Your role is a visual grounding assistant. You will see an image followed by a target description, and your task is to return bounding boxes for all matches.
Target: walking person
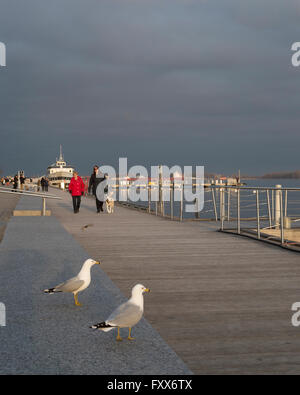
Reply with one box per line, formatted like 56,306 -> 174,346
88,165 -> 106,213
13,174 -> 18,190
41,177 -> 45,192
69,171 -> 85,213
44,178 -> 49,192
20,174 -> 25,190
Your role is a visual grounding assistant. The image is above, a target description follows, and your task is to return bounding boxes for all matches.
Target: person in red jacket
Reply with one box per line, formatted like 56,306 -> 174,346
68,171 -> 85,213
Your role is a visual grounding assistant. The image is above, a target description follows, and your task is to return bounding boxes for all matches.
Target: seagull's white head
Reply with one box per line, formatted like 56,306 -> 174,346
132,284 -> 150,296
83,258 -> 101,267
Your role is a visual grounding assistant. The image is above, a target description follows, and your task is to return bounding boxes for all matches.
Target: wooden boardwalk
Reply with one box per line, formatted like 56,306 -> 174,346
48,189 -> 300,375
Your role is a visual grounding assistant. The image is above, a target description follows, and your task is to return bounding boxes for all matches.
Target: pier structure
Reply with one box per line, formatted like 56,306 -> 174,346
1,186 -> 300,374
47,187 -> 300,374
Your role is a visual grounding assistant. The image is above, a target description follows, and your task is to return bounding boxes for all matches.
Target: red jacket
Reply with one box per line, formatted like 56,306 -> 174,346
69,176 -> 85,196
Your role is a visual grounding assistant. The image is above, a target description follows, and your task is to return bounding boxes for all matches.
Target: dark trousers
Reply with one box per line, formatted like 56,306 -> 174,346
96,198 -> 104,212
72,195 -> 81,212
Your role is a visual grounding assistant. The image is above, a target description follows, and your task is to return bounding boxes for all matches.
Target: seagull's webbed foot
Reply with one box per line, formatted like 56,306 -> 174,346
116,327 -> 122,341
74,294 -> 82,307
128,327 -> 135,340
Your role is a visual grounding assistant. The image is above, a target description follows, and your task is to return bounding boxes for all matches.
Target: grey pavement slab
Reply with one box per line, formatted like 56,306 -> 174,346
0,196 -> 192,375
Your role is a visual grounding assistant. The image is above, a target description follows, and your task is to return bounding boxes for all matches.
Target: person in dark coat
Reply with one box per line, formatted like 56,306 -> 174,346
41,177 -> 45,192
13,174 -> 18,190
20,174 -> 25,190
44,178 -> 49,192
88,165 -> 106,213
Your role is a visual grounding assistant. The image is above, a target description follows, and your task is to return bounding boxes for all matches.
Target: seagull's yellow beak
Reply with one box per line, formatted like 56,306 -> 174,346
144,288 -> 150,293
95,261 -> 101,265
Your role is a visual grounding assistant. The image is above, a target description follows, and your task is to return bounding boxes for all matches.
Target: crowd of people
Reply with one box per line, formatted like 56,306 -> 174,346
1,165 -> 108,215
1,174 -> 49,192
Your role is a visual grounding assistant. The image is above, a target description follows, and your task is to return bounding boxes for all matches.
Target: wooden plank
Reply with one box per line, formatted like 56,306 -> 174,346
48,188 -> 300,375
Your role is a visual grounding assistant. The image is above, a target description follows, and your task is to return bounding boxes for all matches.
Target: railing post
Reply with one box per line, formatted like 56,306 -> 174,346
285,190 -> 288,218
237,188 -> 241,235
256,190 -> 260,239
280,189 -> 285,245
148,185 -> 151,213
159,165 -> 163,215
170,181 -> 174,220
271,190 -> 274,221
227,189 -> 231,222
180,185 -> 183,222
275,185 -> 282,229
266,190 -> 272,229
220,188 -> 224,231
211,188 -> 218,222
42,198 -> 46,216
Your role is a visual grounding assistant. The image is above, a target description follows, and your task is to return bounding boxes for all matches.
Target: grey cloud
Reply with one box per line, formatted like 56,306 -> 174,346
0,0 -> 300,176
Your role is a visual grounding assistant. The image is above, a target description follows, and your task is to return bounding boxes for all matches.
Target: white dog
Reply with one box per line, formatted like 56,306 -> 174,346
105,192 -> 115,214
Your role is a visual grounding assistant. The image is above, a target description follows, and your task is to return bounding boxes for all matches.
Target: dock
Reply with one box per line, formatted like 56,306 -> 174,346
1,187 -> 300,374
47,188 -> 300,375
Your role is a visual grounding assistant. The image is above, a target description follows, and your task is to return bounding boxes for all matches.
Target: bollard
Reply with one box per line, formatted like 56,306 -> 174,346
284,216 -> 291,230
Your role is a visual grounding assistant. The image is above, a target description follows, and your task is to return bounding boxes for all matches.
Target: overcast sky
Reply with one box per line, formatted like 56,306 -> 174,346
0,0 -> 300,176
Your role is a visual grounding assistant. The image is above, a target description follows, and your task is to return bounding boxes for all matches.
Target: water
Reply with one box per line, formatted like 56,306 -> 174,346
121,179 -> 300,221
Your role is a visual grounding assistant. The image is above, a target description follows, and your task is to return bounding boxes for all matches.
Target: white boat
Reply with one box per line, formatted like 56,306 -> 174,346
47,146 -> 74,189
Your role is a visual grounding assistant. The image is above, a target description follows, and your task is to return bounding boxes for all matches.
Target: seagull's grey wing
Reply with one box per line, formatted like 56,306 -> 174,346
107,302 -> 143,328
55,277 -> 85,293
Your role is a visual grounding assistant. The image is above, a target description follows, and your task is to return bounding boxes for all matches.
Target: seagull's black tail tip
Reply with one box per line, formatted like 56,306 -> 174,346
44,288 -> 55,294
90,322 -> 111,330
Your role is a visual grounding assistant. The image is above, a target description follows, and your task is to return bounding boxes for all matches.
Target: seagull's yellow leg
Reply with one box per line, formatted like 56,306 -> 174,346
74,294 -> 82,306
116,327 -> 122,341
128,327 -> 135,340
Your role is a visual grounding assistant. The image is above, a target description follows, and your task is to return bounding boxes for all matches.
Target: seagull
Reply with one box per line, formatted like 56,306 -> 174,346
44,258 -> 101,306
81,223 -> 94,231
90,284 -> 150,341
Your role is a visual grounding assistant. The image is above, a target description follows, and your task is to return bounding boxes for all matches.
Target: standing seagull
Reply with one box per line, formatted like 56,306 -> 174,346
44,259 -> 101,306
90,284 -> 150,341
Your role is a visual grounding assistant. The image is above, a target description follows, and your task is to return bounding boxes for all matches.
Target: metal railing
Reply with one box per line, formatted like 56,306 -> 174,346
211,185 -> 300,249
107,181 -> 203,221
0,186 -> 62,216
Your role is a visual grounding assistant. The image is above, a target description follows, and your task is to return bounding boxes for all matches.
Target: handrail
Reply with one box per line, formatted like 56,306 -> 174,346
0,186 -> 61,200
0,186 -> 61,216
210,185 -> 300,191
207,184 -> 300,250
